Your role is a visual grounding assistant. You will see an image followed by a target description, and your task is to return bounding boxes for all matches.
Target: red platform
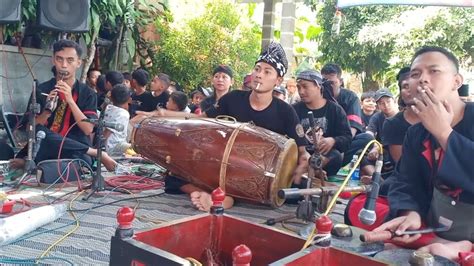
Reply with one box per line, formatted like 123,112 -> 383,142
112,213 -> 306,265
111,213 -> 390,265
271,245 -> 389,265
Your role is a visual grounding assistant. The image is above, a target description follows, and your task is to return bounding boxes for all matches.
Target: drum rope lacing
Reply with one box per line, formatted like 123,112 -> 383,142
219,123 -> 249,192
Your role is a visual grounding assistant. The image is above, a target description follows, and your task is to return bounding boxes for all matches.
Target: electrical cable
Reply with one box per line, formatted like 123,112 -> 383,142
105,175 -> 164,191
0,256 -> 74,265
68,193 -> 163,212
38,191 -> 84,261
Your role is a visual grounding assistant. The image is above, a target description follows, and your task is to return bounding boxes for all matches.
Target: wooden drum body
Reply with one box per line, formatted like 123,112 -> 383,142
131,117 -> 297,207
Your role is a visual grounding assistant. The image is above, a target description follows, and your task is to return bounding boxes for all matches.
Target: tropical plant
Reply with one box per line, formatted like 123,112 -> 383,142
307,1 -> 473,91
152,0 -> 261,91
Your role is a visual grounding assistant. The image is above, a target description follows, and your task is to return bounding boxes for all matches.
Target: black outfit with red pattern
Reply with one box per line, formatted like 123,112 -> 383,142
387,102 -> 474,241
17,78 -> 97,165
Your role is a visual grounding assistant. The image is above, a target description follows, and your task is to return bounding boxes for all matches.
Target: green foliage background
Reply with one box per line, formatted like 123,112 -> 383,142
311,0 -> 473,92
152,0 -> 261,91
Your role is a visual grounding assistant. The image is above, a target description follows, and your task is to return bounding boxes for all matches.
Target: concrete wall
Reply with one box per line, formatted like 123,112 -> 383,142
0,45 -> 54,114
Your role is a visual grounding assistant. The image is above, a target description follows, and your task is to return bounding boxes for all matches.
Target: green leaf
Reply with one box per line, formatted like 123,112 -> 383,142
306,25 -> 322,40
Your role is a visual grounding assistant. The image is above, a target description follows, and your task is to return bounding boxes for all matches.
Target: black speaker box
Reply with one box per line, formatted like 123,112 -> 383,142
0,0 -> 21,24
37,0 -> 90,33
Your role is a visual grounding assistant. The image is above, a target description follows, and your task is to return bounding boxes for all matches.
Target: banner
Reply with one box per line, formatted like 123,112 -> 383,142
337,0 -> 474,8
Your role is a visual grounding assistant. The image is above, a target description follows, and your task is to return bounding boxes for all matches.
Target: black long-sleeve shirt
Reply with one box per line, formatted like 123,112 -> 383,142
292,101 -> 352,153
388,102 -> 474,220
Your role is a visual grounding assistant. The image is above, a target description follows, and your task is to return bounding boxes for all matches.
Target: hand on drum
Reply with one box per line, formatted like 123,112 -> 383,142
292,148 -> 310,185
373,211 -> 422,244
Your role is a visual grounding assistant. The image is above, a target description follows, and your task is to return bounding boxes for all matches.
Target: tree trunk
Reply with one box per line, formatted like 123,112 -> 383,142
80,30 -> 99,83
113,22 -> 125,71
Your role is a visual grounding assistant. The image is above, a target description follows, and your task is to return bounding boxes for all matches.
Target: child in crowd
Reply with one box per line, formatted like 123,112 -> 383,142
166,91 -> 190,112
360,91 -> 377,130
103,84 -> 131,156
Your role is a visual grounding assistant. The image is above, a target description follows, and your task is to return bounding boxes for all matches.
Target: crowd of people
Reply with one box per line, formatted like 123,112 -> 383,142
3,39 -> 472,262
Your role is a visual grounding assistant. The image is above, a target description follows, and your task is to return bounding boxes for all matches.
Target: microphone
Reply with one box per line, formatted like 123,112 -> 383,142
32,130 -> 46,160
358,154 -> 383,225
82,118 -> 125,132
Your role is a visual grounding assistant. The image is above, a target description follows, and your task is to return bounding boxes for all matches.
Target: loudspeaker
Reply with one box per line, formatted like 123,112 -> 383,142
37,0 -> 90,33
0,0 -> 21,24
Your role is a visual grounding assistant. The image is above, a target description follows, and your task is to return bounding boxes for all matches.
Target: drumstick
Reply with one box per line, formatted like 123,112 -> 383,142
360,227 -> 450,243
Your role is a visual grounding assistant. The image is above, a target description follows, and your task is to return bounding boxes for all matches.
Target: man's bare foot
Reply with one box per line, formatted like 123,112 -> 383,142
190,191 -> 212,212
101,153 -> 117,172
418,240 -> 472,261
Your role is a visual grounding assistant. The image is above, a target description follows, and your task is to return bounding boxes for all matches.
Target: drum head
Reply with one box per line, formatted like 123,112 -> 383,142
271,139 -> 297,207
374,249 -> 459,266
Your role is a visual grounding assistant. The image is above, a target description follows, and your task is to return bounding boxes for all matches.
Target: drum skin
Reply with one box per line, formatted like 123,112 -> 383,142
132,117 -> 298,207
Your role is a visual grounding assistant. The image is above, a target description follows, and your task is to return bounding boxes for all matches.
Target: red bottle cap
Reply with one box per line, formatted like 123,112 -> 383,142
211,187 -> 226,206
117,206 -> 135,229
316,215 -> 333,234
232,244 -> 252,265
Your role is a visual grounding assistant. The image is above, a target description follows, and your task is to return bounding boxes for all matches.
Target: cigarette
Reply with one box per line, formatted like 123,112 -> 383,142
41,93 -> 49,97
255,83 -> 261,91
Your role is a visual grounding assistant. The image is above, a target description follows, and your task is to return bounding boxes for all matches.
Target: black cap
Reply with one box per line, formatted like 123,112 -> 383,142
374,89 -> 393,102
213,65 -> 233,79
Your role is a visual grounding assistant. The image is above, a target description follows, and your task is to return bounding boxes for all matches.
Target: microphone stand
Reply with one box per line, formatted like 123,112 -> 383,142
13,80 -> 40,187
83,107 -> 128,200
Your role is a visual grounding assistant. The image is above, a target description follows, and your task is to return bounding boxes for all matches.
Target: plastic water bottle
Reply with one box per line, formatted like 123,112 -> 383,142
349,155 -> 360,187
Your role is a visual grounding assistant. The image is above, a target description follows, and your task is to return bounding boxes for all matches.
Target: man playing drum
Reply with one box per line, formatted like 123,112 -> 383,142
372,46 -> 473,261
137,42 -> 309,211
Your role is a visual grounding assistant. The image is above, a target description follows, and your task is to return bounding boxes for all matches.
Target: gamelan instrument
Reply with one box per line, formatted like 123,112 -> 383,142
131,116 -> 298,207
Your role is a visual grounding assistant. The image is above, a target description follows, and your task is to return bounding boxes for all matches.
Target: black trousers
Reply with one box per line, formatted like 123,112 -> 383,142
17,125 -> 92,166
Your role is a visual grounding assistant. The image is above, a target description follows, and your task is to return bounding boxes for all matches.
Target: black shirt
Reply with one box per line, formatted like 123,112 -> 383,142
200,95 -> 217,113
383,111 -> 412,146
361,110 -> 376,131
388,102 -> 474,220
205,90 -> 307,146
151,91 -> 170,110
367,112 -> 386,142
131,91 -> 160,114
336,88 -> 363,133
292,101 -> 351,152
39,78 -> 97,146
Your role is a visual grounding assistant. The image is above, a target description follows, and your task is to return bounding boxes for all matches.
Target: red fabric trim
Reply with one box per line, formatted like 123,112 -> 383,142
59,91 -> 79,137
421,139 -> 432,168
347,114 -> 362,125
83,110 -> 98,117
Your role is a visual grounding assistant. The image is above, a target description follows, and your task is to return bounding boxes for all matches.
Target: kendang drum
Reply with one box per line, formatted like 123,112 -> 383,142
131,116 -> 298,207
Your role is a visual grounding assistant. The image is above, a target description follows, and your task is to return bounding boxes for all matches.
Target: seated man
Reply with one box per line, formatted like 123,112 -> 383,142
373,46 -> 473,261
321,63 -> 373,167
11,40 -> 116,173
361,89 -> 399,179
292,70 -> 352,177
382,67 -> 420,164
138,42 -> 309,211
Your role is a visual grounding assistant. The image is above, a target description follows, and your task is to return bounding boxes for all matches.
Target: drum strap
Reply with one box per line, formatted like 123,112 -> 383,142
219,124 -> 247,191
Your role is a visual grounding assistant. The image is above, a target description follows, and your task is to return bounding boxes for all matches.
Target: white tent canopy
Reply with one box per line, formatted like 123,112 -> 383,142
337,0 -> 474,8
